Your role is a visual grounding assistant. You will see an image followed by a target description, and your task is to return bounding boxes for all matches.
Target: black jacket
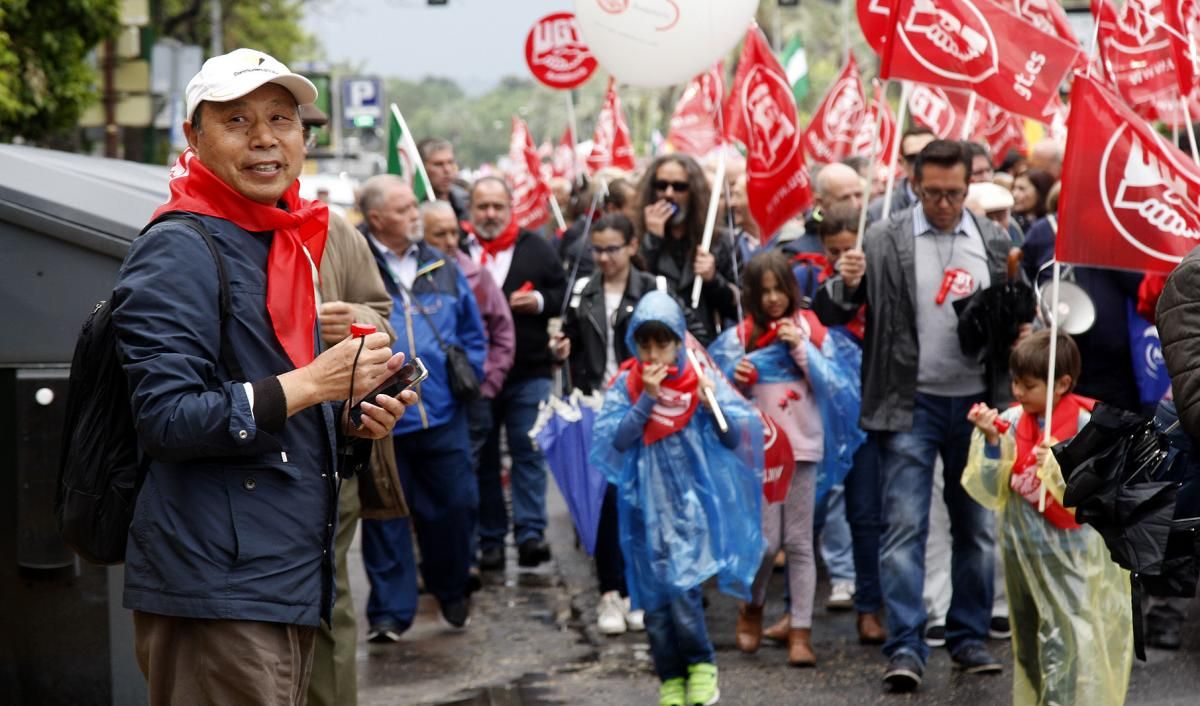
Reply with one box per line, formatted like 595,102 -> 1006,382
640,229 -> 739,341
564,268 -> 710,394
481,230 -> 567,383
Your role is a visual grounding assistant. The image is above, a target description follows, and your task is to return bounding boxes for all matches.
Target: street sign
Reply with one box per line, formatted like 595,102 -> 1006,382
341,77 -> 382,129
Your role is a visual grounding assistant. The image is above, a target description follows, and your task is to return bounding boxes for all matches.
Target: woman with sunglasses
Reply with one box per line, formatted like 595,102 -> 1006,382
638,154 -> 739,342
558,213 -> 709,637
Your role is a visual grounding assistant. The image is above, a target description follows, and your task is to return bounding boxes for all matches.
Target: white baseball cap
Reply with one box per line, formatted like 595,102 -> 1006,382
967,181 -> 1015,213
185,48 -> 317,122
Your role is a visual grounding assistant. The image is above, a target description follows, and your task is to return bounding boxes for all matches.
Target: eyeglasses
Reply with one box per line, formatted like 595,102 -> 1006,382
918,187 -> 967,204
591,244 -> 626,257
653,179 -> 689,193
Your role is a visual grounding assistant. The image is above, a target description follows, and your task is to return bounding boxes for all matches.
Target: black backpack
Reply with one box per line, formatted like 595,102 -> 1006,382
56,213 -> 243,564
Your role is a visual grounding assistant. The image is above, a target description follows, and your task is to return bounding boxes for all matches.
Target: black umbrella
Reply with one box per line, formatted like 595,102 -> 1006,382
1055,402 -> 1200,659
954,248 -> 1037,366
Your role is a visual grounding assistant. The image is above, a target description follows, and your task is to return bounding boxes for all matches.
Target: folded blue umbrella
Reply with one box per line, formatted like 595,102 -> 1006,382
532,394 -> 608,555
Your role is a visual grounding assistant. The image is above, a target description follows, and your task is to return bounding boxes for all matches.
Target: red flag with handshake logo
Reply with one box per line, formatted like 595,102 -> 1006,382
507,117 -> 552,231
665,63 -> 725,158
725,27 -> 813,243
880,0 -> 1080,121
801,53 -> 866,164
1057,75 -> 1200,274
587,78 -> 636,174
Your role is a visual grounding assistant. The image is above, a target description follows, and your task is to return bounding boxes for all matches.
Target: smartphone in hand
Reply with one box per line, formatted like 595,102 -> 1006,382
349,357 -> 428,427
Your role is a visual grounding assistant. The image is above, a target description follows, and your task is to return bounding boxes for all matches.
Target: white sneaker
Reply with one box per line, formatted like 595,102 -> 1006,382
622,596 -> 645,632
597,591 -> 627,635
827,580 -> 855,611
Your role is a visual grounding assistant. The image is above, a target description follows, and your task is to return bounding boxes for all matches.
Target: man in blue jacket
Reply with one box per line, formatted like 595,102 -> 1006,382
357,175 -> 488,639
112,49 -> 413,704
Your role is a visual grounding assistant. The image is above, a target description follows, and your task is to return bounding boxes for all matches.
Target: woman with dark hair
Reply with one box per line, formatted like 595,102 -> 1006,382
1011,169 -> 1054,233
638,154 -> 739,341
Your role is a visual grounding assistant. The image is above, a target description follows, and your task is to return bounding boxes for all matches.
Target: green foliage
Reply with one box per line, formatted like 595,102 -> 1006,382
157,0 -> 319,64
0,0 -> 120,142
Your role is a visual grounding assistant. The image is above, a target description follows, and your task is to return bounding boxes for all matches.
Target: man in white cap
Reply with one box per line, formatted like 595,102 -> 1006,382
111,48 -> 415,704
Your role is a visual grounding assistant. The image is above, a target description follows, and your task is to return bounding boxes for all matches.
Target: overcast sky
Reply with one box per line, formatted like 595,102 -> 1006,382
304,0 -> 575,93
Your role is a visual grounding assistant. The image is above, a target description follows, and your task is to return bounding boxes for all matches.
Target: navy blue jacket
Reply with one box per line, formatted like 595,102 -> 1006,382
112,214 -> 348,627
365,235 -> 486,434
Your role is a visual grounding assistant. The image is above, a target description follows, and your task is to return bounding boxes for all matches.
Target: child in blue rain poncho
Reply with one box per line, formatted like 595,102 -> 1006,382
590,291 -> 763,706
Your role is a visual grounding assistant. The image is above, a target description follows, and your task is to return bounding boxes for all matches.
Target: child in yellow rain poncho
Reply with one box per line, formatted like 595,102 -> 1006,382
963,331 -> 1132,706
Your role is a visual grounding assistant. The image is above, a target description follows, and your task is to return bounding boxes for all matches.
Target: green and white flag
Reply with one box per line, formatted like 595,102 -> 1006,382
388,104 -> 433,202
780,36 -> 809,104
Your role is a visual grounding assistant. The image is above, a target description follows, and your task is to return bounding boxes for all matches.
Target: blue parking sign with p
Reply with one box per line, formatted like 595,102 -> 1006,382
342,77 -> 382,129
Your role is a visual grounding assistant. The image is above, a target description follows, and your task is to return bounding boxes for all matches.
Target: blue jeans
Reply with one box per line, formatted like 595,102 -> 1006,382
477,376 -> 552,548
877,392 -> 995,663
816,485 -> 856,583
644,587 -> 715,681
844,435 -> 884,614
361,411 -> 476,627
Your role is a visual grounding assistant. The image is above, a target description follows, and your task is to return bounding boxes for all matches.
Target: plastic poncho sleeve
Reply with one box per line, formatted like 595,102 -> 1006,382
805,331 -> 867,503
962,424 -> 1016,512
1035,451 -> 1069,509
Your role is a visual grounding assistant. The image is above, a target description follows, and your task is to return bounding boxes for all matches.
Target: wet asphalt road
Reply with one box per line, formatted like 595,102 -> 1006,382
351,488 -> 1200,706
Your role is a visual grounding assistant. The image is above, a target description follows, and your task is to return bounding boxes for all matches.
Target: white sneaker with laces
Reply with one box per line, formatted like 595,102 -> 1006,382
597,591 -> 627,635
622,596 -> 645,632
827,580 -> 855,611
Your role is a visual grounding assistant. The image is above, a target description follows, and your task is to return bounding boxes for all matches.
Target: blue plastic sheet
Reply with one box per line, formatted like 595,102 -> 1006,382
589,292 -> 764,612
533,394 -> 607,555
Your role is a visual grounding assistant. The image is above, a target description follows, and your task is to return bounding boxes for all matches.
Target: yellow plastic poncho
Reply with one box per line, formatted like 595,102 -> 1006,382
962,402 -> 1133,706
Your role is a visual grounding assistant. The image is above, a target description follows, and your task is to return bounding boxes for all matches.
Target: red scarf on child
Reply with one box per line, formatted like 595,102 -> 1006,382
154,149 -> 329,368
462,220 -> 520,264
618,358 -> 700,444
1010,393 -> 1095,530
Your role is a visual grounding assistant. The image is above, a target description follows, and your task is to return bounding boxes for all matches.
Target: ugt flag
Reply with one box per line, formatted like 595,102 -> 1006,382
507,116 -> 552,231
551,126 -> 576,181
880,0 -> 1080,121
852,79 -> 897,164
388,104 -> 432,201
587,78 -> 636,174
1057,74 -> 1200,274
907,84 -> 979,139
801,53 -> 866,164
666,63 -> 725,158
725,26 -> 813,243
1095,0 -> 1181,122
1166,0 -> 1200,96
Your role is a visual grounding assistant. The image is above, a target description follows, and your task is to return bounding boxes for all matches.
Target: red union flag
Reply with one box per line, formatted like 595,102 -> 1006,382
977,100 -> 1027,164
587,78 -> 636,173
1096,0 -> 1180,119
852,80 -> 897,163
802,54 -> 866,164
858,0 -> 892,53
1006,0 -> 1078,46
725,27 -> 812,243
908,84 -> 979,139
881,0 -> 1081,121
507,117 -> 551,231
666,63 -> 725,157
524,12 -> 598,90
551,126 -> 576,180
1057,75 -> 1200,274
1165,0 -> 1200,95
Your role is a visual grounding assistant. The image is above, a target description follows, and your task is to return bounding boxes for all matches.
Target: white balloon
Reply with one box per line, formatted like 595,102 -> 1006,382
574,0 -> 758,88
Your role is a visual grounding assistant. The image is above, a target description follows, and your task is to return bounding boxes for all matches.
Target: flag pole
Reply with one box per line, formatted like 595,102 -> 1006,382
855,81 -> 888,249
565,91 -> 581,186
1039,260 -> 1062,513
692,145 -> 727,308
880,81 -> 912,220
390,104 -> 436,203
547,192 -> 567,231
961,92 -> 977,140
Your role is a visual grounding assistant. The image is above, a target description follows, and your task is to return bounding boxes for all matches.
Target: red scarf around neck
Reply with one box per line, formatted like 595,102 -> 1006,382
619,358 -> 699,445
1011,393 -> 1095,530
736,311 -> 827,352
154,149 -> 329,368
462,220 -> 520,264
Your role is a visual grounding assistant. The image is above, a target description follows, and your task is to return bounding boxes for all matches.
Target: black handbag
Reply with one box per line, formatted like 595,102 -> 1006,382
400,281 -> 481,401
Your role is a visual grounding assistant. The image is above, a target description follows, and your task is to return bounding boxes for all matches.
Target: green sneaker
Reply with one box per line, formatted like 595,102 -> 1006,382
658,677 -> 686,706
686,663 -> 719,705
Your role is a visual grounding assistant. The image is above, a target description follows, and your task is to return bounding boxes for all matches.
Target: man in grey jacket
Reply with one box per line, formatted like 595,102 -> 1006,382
814,140 -> 1013,692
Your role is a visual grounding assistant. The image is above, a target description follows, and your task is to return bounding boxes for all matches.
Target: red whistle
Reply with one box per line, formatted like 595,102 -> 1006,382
350,323 -> 377,338
994,419 -> 1011,433
935,270 -> 956,305
517,281 -> 535,294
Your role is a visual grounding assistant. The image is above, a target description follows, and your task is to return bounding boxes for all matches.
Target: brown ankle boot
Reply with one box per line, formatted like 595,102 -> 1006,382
762,613 -> 790,643
736,603 -> 764,653
788,628 -> 816,667
857,612 -> 887,645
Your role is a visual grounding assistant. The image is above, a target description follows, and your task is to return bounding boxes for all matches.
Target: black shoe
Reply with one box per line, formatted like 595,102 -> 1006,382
466,567 -> 482,595
924,623 -> 946,648
883,652 -> 924,693
989,616 -> 1012,640
1146,612 -> 1183,650
367,621 -> 408,644
479,545 -> 505,571
517,538 -> 551,567
951,642 -> 1003,674
440,598 -> 470,629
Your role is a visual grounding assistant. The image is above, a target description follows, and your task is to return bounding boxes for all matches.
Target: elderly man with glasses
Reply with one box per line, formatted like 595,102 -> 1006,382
814,139 -> 1019,693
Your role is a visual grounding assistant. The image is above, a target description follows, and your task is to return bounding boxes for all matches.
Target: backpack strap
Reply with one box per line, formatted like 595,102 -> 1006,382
141,212 -> 246,382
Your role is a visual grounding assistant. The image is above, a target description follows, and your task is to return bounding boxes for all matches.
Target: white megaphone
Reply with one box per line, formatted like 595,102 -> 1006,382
1035,260 -> 1096,335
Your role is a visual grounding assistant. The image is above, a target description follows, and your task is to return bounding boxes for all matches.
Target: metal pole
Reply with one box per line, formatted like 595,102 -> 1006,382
961,92 -> 977,140
1039,261 -> 1062,513
210,0 -> 223,55
855,82 -> 888,249
880,81 -> 912,220
103,38 -> 119,158
691,147 -> 727,308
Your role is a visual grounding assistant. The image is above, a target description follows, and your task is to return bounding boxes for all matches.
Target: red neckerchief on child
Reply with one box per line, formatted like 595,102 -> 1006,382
462,220 -> 520,264
154,148 -> 329,367
736,311 -> 828,352
1010,393 -> 1095,530
622,359 -> 699,445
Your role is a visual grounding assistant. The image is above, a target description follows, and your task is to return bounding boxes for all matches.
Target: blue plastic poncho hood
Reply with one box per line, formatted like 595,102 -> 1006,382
624,290 -> 689,373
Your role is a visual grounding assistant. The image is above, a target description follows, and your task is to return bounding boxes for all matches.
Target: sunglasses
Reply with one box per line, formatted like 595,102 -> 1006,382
653,179 -> 689,193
